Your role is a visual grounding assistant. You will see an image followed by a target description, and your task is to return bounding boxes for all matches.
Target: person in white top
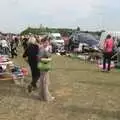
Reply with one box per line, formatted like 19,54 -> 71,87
0,39 -> 8,48
0,37 -> 10,55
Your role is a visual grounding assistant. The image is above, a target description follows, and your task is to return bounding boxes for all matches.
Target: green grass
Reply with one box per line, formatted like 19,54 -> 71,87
0,53 -> 120,120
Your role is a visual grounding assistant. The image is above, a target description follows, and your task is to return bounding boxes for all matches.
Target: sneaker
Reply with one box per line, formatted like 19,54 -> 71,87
27,85 -> 32,93
101,69 -> 106,72
106,70 -> 110,73
32,86 -> 37,91
35,96 -> 43,101
51,97 -> 55,100
102,69 -> 110,73
48,97 -> 55,102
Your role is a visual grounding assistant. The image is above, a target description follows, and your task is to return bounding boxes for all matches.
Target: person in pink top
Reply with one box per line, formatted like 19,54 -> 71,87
103,35 -> 114,72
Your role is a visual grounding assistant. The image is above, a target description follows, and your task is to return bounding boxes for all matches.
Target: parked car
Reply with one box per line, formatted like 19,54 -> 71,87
49,33 -> 65,53
69,32 -> 99,52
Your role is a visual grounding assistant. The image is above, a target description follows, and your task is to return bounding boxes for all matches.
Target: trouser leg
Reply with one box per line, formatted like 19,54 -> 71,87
117,52 -> 120,65
43,72 -> 52,101
13,49 -> 17,57
30,64 -> 39,88
39,72 -> 52,101
11,51 -> 14,58
31,75 -> 39,88
3,47 -> 5,55
103,53 -> 107,70
39,72 -> 45,99
31,71 -> 39,88
107,53 -> 112,71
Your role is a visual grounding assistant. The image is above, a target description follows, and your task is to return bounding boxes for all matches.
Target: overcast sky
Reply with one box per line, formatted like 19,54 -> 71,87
0,0 -> 120,33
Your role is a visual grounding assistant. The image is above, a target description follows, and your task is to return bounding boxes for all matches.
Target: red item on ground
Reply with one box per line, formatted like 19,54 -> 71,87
21,68 -> 28,76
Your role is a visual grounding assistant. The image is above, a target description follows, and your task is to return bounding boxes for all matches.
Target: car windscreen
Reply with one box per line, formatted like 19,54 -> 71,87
77,33 -> 98,45
84,40 -> 98,46
54,36 -> 61,40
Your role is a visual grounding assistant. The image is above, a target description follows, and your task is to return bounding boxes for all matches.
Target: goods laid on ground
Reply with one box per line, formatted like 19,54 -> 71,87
0,55 -> 28,83
97,61 -> 115,69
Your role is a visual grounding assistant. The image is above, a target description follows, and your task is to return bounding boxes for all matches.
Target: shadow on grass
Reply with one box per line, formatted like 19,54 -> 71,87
0,86 -> 53,103
0,82 -> 29,99
0,83 -> 45,102
51,68 -> 97,72
78,80 -> 120,87
64,105 -> 120,119
52,68 -> 120,75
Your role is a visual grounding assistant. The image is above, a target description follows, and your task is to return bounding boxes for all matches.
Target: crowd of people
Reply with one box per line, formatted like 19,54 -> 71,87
0,35 -> 19,58
21,34 -> 117,102
0,33 -> 119,101
0,34 -> 55,102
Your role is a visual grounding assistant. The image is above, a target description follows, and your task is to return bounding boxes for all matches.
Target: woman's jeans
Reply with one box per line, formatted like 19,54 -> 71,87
29,61 -> 40,88
103,52 -> 113,71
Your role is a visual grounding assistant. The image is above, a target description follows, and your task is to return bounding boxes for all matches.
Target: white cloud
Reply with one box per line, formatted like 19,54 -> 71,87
0,0 -> 120,33
0,0 -> 100,32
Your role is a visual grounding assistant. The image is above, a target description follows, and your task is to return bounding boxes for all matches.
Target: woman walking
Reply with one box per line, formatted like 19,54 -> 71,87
38,36 -> 55,101
23,36 -> 40,92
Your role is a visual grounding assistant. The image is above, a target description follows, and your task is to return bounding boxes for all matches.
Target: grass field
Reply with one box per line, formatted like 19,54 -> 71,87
0,54 -> 120,120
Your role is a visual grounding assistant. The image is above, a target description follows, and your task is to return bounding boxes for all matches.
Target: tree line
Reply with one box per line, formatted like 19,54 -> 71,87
20,26 -> 104,37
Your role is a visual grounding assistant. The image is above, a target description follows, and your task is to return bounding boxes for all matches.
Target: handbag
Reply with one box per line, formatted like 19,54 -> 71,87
38,59 -> 51,72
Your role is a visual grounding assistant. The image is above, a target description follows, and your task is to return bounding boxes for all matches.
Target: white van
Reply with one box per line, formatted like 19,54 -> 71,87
50,33 -> 64,45
50,33 -> 64,53
99,31 -> 120,50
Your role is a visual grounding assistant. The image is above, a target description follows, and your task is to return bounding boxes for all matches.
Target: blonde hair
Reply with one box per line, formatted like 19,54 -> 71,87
28,36 -> 36,44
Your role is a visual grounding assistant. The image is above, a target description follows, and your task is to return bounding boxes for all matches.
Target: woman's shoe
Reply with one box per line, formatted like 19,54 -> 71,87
47,97 -> 55,102
101,69 -> 106,72
51,97 -> 55,101
27,85 -> 32,93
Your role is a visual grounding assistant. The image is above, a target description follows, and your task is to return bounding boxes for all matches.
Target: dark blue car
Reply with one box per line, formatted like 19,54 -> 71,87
69,32 -> 99,52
